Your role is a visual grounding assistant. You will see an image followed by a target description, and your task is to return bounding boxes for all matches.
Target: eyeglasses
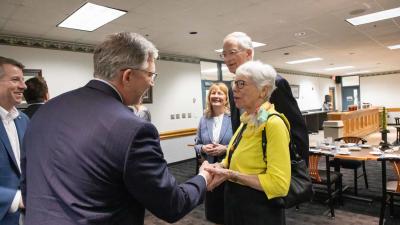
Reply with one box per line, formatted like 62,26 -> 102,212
122,67 -> 158,81
219,49 -> 245,59
134,69 -> 158,81
231,80 -> 247,89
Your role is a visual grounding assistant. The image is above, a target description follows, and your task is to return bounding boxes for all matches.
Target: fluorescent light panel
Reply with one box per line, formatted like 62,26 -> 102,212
346,7 -> 400,26
58,2 -> 126,31
285,57 -> 322,64
325,66 -> 354,71
215,41 -> 266,52
388,44 -> 400,50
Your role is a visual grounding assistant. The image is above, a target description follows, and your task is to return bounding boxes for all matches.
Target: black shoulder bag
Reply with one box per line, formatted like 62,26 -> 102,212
262,113 -> 314,208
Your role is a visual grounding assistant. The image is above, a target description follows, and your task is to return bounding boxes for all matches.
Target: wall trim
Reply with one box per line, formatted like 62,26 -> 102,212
0,34 -> 200,64
277,68 -> 331,78
159,128 -> 197,140
359,70 -> 400,77
388,108 -> 400,112
0,34 -> 95,53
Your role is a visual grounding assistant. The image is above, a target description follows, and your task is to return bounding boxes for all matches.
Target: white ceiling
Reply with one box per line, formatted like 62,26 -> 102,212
1,0 -> 400,76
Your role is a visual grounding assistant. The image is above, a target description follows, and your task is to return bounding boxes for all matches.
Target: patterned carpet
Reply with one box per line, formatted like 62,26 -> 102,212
144,127 -> 400,225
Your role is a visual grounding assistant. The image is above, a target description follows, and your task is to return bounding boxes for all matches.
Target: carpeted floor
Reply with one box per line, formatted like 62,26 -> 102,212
144,126 -> 400,225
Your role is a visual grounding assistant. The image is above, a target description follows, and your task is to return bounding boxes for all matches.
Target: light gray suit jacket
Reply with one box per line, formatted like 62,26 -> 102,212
194,114 -> 233,163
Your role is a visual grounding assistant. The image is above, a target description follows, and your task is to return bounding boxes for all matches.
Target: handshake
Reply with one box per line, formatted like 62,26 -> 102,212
198,161 -> 237,191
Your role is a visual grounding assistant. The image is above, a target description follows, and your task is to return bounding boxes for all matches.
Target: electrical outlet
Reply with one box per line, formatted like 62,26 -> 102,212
188,113 -> 192,118
170,114 -> 175,120
175,113 -> 180,119
182,113 -> 186,118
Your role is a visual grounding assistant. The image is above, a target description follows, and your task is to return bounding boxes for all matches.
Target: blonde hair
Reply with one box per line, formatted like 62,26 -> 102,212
204,82 -> 230,118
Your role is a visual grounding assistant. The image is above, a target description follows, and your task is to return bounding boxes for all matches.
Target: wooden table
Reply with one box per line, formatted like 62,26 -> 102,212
310,146 -> 400,203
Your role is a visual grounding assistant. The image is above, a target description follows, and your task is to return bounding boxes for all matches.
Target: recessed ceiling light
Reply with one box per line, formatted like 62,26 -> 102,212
388,44 -> 400,50
346,6 -> 400,26
294,32 -> 306,37
285,57 -> 323,64
214,41 -> 266,52
57,2 -> 126,31
325,66 -> 354,71
345,70 -> 370,75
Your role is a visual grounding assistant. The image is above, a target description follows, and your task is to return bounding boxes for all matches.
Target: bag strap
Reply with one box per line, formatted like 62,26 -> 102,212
227,123 -> 247,168
261,113 -> 301,162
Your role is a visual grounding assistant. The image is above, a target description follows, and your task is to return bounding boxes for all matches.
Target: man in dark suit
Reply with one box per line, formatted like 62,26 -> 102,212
221,32 -> 309,162
21,32 -> 212,225
22,76 -> 49,118
0,56 -> 29,225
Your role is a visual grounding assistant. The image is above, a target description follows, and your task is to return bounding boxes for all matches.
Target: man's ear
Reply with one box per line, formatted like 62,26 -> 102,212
245,49 -> 253,60
121,69 -> 133,85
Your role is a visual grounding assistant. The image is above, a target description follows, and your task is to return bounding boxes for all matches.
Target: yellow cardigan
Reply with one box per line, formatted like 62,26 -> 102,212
222,102 -> 291,199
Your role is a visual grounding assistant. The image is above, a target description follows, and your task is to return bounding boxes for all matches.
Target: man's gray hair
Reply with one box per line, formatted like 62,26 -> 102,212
0,56 -> 25,78
236,61 -> 276,101
93,32 -> 159,80
223,32 -> 254,59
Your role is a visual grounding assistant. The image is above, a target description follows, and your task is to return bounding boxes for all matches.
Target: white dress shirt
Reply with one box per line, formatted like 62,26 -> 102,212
0,106 -> 22,213
212,114 -> 224,144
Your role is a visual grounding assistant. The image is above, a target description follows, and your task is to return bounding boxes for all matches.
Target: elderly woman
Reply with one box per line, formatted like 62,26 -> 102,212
206,61 -> 291,225
194,82 -> 233,224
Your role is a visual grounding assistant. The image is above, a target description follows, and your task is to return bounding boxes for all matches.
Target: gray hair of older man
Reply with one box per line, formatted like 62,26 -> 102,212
223,32 -> 254,59
93,32 -> 159,80
0,56 -> 25,78
236,61 -> 277,101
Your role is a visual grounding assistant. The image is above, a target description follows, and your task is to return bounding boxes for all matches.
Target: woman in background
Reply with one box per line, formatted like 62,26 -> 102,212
131,98 -> 151,122
194,82 -> 233,224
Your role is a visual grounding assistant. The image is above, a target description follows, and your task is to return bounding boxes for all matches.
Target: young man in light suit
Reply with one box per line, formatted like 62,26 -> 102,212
0,56 -> 29,225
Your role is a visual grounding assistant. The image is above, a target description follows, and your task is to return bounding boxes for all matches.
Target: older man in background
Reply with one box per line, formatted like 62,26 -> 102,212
22,32 -> 212,225
221,32 -> 309,163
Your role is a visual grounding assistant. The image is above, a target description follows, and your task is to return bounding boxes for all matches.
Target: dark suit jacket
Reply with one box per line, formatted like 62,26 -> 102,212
23,103 -> 44,118
194,114 -> 233,163
230,74 -> 309,163
21,80 -> 206,225
0,111 -> 29,225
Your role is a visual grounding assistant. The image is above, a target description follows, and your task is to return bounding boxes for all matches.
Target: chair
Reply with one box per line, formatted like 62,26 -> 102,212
330,136 -> 368,196
393,117 -> 400,146
309,152 -> 342,218
379,157 -> 400,225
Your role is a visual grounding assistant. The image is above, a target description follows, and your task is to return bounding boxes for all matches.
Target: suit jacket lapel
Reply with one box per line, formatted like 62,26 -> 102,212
206,118 -> 214,143
218,115 -> 229,143
14,116 -> 25,149
0,121 -> 19,171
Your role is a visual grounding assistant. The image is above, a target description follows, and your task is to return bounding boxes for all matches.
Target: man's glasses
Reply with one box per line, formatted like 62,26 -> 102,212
134,69 -> 158,81
122,67 -> 158,81
231,80 -> 246,89
219,49 -> 245,59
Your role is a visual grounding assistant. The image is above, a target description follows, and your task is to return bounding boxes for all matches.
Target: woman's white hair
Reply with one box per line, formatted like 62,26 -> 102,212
236,60 -> 277,100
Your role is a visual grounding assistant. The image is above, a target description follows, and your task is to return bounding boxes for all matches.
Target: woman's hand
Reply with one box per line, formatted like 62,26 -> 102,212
201,144 -> 215,155
208,144 -> 227,156
205,164 -> 233,191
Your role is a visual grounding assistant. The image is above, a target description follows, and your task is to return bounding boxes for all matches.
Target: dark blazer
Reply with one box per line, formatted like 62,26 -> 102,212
23,103 -> 44,118
230,74 -> 309,163
194,114 -> 233,163
0,111 -> 29,225
21,80 -> 206,225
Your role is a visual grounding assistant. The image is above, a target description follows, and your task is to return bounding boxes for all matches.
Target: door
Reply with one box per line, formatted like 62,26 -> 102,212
342,86 -> 360,111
